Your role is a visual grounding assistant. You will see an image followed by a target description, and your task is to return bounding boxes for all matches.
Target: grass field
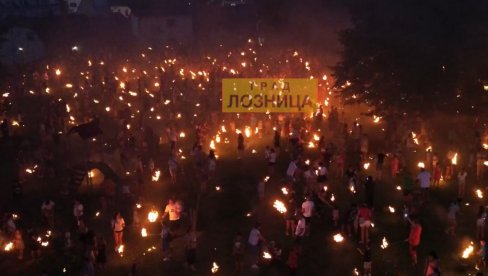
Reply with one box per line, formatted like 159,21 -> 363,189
0,119 -> 486,276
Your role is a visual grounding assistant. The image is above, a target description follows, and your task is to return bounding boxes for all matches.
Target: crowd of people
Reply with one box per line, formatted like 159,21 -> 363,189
0,39 -> 487,276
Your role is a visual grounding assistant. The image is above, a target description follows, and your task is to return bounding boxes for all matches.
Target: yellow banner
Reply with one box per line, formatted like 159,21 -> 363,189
222,78 -> 318,113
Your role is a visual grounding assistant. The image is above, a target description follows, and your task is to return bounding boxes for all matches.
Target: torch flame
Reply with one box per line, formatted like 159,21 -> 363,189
117,244 -> 124,255
211,262 -> 219,273
462,242 -> 474,259
152,170 -> 161,182
244,127 -> 251,138
333,233 -> 344,243
4,242 -> 13,251
381,237 -> 389,249
451,153 -> 458,165
147,210 -> 159,223
263,251 -> 272,259
273,200 -> 287,214
476,189 -> 484,199
411,132 -> 419,145
373,115 -> 381,123
349,184 -> 356,194
141,228 -> 148,237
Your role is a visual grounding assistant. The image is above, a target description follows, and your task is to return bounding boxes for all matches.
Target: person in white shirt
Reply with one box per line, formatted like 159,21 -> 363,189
111,212 -> 125,251
268,148 -> 277,175
303,166 -> 315,183
445,199 -> 461,235
317,162 -> 328,183
286,160 -> 298,181
73,200 -> 84,226
301,197 -> 314,235
457,168 -> 468,198
295,215 -> 306,238
41,200 -> 55,228
6,215 -> 16,235
168,155 -> 178,185
417,168 -> 432,201
248,223 -> 264,269
264,146 -> 271,161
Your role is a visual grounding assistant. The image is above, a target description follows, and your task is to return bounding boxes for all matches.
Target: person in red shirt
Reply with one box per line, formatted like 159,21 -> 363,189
287,242 -> 302,276
432,165 -> 442,188
390,154 -> 399,178
358,204 -> 373,244
406,218 -> 422,265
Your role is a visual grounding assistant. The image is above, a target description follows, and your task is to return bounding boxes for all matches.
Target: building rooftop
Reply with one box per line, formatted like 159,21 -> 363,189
120,0 -> 193,17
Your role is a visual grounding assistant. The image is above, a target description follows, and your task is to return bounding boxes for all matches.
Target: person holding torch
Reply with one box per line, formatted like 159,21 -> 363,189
406,217 -> 422,265
111,212 -> 125,252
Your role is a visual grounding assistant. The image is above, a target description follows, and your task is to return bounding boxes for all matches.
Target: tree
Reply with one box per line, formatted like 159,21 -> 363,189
333,0 -> 488,116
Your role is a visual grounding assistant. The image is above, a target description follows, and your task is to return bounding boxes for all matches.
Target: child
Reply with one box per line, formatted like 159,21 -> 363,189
269,240 -> 282,262
445,199 -> 461,236
432,165 -> 442,188
96,237 -> 107,269
478,240 -> 488,268
287,243 -> 301,276
332,206 -> 340,228
64,231 -> 72,249
477,206 -> 487,240
185,227 -> 197,271
232,233 -> 245,275
29,233 -> 41,259
132,208 -> 140,228
357,245 -> 372,276
425,251 -> 440,276
13,230 -> 24,260
257,180 -> 265,201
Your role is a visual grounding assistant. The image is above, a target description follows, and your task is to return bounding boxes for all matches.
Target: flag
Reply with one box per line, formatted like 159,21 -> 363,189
68,118 -> 102,140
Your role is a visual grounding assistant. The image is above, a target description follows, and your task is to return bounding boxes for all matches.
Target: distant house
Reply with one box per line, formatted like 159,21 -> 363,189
127,1 -> 193,45
222,0 -> 247,7
65,0 -> 109,15
0,27 -> 45,67
0,0 -> 62,19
